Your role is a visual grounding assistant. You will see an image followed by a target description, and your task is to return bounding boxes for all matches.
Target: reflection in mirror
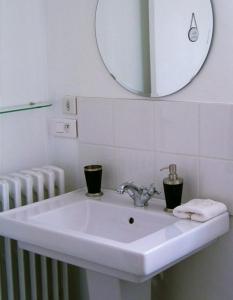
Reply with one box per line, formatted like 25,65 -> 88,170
96,0 -> 213,97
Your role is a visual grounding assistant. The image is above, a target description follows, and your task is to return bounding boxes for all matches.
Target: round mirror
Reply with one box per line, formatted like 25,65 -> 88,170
95,0 -> 213,97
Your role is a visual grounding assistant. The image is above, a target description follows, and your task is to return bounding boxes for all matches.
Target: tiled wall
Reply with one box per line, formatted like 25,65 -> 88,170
78,97 -> 233,214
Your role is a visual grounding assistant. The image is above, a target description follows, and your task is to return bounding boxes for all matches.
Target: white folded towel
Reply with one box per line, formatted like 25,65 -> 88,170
173,199 -> 227,222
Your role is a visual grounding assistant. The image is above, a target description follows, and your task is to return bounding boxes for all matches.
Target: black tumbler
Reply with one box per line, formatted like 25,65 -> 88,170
84,165 -> 103,197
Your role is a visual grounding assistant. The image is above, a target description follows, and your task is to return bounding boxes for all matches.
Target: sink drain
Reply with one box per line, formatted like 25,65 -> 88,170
128,217 -> 134,224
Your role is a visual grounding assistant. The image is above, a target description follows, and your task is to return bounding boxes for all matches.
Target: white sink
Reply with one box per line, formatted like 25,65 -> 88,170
30,198 -> 175,243
0,189 -> 229,300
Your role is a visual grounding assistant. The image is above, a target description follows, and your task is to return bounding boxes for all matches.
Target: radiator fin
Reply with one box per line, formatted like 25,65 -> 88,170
0,166 -> 69,300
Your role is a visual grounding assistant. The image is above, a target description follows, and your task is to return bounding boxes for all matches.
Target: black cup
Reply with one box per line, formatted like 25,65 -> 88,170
84,165 -> 103,197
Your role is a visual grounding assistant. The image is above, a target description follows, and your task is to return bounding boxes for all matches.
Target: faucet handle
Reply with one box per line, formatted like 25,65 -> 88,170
148,184 -> 160,196
140,184 -> 160,196
140,184 -> 160,207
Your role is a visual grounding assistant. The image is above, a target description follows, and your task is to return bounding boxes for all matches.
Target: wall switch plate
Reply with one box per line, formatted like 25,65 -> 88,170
50,118 -> 78,138
63,95 -> 77,115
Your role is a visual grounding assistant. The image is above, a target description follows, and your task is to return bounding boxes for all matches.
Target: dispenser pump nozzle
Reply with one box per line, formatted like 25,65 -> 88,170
160,164 -> 176,173
160,164 -> 182,183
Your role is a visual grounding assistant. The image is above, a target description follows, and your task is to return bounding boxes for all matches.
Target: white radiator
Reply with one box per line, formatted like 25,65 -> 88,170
0,166 -> 69,300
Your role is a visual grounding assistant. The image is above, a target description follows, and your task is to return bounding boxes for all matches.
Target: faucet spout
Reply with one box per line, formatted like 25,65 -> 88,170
116,182 -> 140,194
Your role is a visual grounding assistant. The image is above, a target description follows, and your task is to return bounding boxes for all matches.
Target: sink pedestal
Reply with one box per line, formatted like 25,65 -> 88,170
86,270 -> 151,300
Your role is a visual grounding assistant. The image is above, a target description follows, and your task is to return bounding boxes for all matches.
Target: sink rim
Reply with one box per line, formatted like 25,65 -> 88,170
0,188 -> 229,282
0,188 -> 205,252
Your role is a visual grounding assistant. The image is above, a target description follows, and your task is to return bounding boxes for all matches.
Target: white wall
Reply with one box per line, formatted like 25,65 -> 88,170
0,0 -> 50,176
0,0 -> 48,106
0,109 -> 50,175
46,0 -> 233,299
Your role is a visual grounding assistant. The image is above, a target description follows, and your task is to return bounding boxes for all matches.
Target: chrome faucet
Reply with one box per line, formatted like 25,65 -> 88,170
116,182 -> 160,207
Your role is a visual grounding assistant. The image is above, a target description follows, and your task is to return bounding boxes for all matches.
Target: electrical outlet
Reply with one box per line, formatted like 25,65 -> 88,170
63,95 -> 77,115
50,119 -> 78,138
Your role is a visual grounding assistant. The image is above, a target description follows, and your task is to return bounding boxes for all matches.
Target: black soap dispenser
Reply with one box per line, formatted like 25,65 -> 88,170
160,164 -> 183,212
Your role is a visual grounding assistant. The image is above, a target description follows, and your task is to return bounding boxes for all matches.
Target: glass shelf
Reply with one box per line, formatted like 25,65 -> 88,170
0,102 -> 52,115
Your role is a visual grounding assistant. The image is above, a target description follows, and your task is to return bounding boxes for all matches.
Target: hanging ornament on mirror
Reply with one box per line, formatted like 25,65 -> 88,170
188,13 -> 199,42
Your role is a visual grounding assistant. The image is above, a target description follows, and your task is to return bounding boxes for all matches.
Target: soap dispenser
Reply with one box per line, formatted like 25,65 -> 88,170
160,164 -> 183,212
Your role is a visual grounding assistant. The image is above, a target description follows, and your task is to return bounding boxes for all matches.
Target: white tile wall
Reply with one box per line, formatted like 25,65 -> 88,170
116,148 -> 154,186
200,103 -> 233,159
155,101 -> 199,155
114,100 -> 154,150
78,98 -> 233,214
78,98 -> 114,146
199,158 -> 233,213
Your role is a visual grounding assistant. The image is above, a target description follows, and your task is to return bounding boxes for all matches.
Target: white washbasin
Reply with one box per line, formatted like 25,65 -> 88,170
0,189 -> 229,283
30,199 -> 175,243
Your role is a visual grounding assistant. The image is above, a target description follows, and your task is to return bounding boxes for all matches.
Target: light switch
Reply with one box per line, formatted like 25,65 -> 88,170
50,118 -> 78,138
63,95 -> 77,115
